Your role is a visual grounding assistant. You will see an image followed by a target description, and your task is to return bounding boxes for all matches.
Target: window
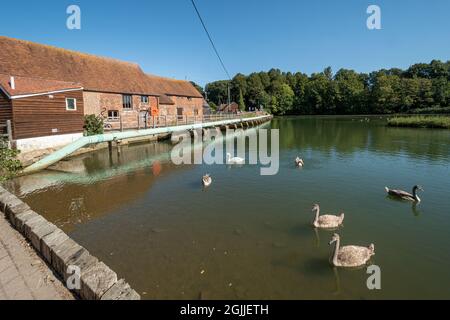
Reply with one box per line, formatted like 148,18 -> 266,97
108,110 -> 119,121
177,108 -> 183,116
66,98 -> 77,111
194,109 -> 199,116
141,95 -> 149,104
123,95 -> 132,109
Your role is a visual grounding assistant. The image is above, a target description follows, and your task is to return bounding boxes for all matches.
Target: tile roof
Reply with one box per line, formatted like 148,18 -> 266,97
0,73 -> 82,97
0,36 -> 202,98
158,94 -> 175,105
145,74 -> 203,98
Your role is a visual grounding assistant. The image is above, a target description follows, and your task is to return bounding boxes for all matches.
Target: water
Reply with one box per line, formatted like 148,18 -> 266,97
5,116 -> 450,299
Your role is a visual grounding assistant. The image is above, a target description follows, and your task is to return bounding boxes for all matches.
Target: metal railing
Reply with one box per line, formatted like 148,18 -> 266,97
104,111 -> 267,132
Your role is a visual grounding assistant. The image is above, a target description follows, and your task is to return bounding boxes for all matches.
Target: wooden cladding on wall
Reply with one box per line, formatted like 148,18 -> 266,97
0,91 -> 12,133
11,90 -> 84,140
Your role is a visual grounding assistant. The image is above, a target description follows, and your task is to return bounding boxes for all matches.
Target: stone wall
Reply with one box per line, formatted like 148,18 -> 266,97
0,186 -> 140,300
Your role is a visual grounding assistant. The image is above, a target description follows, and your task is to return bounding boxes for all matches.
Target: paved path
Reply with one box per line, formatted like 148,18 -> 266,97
0,212 -> 74,300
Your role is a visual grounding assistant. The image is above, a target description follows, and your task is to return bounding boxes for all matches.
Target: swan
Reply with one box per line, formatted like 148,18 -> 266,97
295,157 -> 304,167
329,233 -> 375,268
202,174 -> 212,187
385,185 -> 423,203
226,153 -> 244,165
311,204 -> 344,229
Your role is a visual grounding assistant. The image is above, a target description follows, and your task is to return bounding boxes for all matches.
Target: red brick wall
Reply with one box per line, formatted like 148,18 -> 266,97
163,96 -> 203,117
83,92 -> 203,130
83,91 -> 158,130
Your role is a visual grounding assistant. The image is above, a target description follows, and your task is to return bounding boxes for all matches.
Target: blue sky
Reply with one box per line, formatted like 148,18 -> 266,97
1,0 -> 449,86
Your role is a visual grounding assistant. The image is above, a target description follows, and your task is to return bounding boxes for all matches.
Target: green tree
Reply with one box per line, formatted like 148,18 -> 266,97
334,69 -> 367,114
238,89 -> 246,111
190,81 -> 205,97
270,84 -> 294,115
204,59 -> 450,116
205,80 -> 230,105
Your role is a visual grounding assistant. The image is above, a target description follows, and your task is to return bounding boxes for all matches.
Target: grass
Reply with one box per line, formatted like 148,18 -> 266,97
387,116 -> 450,129
408,106 -> 450,115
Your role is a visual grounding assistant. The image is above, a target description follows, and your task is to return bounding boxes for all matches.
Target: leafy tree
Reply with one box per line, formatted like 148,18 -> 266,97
271,84 -> 294,115
238,89 -> 246,111
205,80 -> 230,105
190,81 -> 205,97
204,60 -> 449,115
334,69 -> 366,114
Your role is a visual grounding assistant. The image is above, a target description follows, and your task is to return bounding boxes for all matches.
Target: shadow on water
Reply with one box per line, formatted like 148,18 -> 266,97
385,195 -> 423,217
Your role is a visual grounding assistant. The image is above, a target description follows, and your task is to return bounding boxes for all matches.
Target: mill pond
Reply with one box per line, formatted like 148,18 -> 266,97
3,116 -> 450,299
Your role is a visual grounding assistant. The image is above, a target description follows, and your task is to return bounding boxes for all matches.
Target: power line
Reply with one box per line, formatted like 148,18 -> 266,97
190,0 -> 232,81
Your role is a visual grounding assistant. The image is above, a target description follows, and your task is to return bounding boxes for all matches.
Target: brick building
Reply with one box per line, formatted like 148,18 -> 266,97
0,36 -> 203,151
218,102 -> 240,114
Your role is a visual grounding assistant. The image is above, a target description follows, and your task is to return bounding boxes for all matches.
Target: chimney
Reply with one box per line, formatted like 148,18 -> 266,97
10,76 -> 15,90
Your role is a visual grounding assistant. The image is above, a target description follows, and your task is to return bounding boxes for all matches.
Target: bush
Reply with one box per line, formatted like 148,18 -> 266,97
84,114 -> 104,136
209,102 -> 217,112
0,139 -> 21,181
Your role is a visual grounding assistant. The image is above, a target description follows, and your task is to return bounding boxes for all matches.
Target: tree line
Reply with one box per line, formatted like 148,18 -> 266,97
202,60 -> 450,115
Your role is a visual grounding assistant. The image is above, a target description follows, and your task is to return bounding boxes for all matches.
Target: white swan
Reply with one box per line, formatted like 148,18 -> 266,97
295,157 -> 304,167
329,233 -> 375,268
202,174 -> 212,187
226,153 -> 244,165
311,204 -> 344,229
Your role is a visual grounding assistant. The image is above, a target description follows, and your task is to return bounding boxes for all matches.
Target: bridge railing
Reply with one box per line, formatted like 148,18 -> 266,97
106,111 -> 267,131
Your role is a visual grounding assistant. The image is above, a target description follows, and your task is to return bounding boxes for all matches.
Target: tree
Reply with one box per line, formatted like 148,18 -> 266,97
190,81 -> 205,97
270,84 -> 294,115
334,69 -> 368,114
205,80 -> 230,105
231,74 -> 247,104
370,73 -> 401,114
238,89 -> 246,111
203,59 -> 450,116
246,73 -> 266,109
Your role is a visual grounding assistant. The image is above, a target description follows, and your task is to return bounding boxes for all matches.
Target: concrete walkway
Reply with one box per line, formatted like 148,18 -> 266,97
0,212 -> 74,300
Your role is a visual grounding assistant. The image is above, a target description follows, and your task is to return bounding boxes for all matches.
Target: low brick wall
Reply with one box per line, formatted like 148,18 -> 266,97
0,186 -> 140,300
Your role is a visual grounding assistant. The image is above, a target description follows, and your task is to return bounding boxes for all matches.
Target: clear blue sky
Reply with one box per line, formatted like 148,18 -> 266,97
1,0 -> 449,86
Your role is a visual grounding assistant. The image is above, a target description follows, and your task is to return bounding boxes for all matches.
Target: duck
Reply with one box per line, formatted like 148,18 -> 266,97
202,174 -> 212,187
295,157 -> 304,167
385,185 -> 423,203
311,204 -> 344,229
226,153 -> 244,165
329,233 -> 375,268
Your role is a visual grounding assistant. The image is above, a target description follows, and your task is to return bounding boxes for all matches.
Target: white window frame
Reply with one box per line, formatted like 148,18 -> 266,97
141,95 -> 149,104
107,110 -> 120,121
66,98 -> 77,111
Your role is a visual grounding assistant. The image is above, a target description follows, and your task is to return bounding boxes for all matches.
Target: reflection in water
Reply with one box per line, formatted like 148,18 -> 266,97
4,116 -> 450,299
